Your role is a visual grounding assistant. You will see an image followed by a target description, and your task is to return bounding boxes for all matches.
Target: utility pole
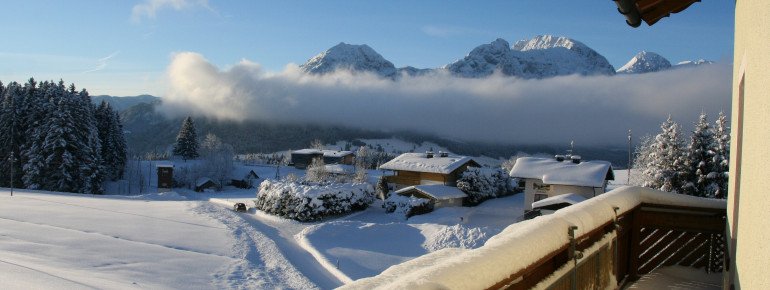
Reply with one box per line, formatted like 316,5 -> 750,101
9,152 -> 14,197
9,91 -> 15,197
627,129 -> 632,184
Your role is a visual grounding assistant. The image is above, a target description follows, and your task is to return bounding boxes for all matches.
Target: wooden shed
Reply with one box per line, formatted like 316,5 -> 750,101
156,162 -> 174,192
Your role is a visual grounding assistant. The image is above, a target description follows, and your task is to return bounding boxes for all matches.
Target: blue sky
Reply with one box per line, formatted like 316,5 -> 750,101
0,0 -> 735,96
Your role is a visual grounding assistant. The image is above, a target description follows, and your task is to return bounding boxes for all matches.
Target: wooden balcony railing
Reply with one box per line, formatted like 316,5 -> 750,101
491,202 -> 726,289
339,187 -> 727,290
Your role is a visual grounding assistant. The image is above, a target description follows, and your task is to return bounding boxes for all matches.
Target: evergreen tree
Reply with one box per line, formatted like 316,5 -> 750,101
22,81 -> 56,190
641,116 -> 688,192
173,116 -> 199,161
72,87 -> 103,194
95,101 -> 127,180
631,135 -> 655,187
683,112 -> 715,196
710,111 -> 730,199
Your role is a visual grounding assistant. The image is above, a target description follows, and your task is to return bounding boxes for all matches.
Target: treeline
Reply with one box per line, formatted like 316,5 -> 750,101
0,79 -> 127,194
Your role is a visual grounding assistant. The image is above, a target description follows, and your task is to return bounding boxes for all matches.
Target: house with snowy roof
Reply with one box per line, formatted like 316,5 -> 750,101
229,167 -> 260,189
379,151 -> 481,190
394,185 -> 468,208
509,155 -> 614,211
291,149 -> 355,169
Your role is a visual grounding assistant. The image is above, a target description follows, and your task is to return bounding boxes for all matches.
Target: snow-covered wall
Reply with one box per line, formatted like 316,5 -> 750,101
339,186 -> 725,289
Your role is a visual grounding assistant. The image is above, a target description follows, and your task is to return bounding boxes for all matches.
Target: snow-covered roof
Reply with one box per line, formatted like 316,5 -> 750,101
293,149 -> 323,155
292,149 -> 354,157
230,167 -> 259,180
509,157 -> 613,187
196,177 -> 214,187
532,193 -> 587,209
395,185 -> 468,200
379,153 -> 478,174
156,161 -> 173,168
325,164 -> 354,174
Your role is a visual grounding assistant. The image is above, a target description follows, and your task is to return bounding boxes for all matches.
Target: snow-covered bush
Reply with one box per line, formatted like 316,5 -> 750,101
457,167 -> 497,205
254,179 -> 375,221
383,194 -> 432,218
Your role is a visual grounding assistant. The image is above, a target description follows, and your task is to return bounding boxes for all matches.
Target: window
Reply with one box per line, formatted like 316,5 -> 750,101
533,182 -> 551,193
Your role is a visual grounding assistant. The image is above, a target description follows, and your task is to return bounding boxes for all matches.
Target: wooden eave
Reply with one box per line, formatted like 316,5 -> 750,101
614,0 -> 701,27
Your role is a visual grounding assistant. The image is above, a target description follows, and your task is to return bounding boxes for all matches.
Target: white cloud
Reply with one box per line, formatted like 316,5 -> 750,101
131,0 -> 213,22
160,52 -> 732,146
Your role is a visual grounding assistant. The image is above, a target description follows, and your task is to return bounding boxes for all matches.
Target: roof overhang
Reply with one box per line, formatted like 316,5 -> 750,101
613,0 -> 701,27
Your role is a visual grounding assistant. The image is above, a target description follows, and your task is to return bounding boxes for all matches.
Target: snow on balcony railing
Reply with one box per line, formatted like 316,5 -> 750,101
338,186 -> 726,290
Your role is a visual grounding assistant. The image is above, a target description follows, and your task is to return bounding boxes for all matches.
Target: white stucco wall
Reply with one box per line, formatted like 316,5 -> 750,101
728,1 -> 770,289
522,178 -> 604,210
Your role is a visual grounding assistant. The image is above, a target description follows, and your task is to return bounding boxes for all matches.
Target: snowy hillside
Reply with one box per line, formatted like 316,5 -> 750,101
300,43 -> 397,78
445,35 -> 615,78
617,51 -> 672,74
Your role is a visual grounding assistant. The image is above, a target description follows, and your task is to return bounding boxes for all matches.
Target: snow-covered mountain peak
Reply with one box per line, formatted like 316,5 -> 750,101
446,35 -> 614,78
617,51 -> 672,74
300,42 -> 397,77
512,35 -> 578,51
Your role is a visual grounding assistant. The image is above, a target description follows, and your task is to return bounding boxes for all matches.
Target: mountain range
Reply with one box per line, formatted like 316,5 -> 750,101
98,34 -> 711,166
616,51 -> 714,74
300,34 -> 712,78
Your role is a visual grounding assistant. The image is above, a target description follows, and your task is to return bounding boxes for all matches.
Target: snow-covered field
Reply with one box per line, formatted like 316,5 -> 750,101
1,154 -> 640,289
0,166 -> 525,288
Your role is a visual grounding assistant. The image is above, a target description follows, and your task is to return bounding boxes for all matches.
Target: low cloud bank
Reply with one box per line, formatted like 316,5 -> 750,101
160,52 -> 731,146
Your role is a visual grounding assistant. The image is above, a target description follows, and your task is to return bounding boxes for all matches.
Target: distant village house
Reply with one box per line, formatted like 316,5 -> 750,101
229,168 -> 260,189
379,152 -> 480,189
509,156 -> 614,211
380,152 -> 480,211
291,149 -> 355,169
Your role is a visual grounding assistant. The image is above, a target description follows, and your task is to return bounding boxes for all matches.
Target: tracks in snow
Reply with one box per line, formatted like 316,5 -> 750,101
196,202 -> 330,290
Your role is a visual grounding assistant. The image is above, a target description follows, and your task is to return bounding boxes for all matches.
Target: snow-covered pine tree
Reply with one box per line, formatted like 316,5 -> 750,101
710,111 -> 730,199
631,135 -> 655,187
173,116 -> 199,161
683,112 -> 715,197
71,86 -> 104,194
95,101 -> 127,181
21,81 -> 56,190
642,116 -> 688,193
38,84 -> 81,193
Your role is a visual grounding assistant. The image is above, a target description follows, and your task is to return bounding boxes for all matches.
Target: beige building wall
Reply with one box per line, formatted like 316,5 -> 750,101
728,1 -> 770,289
522,179 -> 603,211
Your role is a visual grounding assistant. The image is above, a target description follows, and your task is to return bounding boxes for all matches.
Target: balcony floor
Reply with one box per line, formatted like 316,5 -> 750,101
625,266 -> 722,289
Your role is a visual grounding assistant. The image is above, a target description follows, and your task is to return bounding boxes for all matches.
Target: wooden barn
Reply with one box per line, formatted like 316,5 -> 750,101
156,162 -> 174,192
195,177 -> 218,192
379,152 -> 480,190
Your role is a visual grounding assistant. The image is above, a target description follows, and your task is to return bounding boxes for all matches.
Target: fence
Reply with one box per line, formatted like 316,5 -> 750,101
489,203 -> 726,289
